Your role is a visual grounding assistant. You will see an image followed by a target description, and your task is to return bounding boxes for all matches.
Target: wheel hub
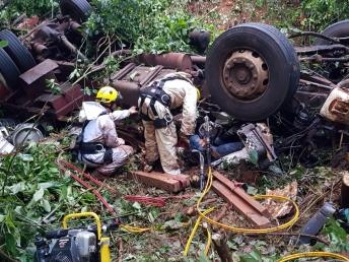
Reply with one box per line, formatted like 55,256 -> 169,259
222,50 -> 269,100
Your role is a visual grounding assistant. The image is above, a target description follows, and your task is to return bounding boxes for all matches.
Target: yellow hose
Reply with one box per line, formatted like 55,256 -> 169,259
120,224 -> 151,233
204,226 -> 212,256
184,167 -> 349,261
277,251 -> 349,261
197,167 -> 300,234
183,208 -> 214,256
184,166 -> 300,255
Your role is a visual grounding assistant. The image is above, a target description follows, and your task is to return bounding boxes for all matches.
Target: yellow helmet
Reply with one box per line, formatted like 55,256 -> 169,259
96,86 -> 119,104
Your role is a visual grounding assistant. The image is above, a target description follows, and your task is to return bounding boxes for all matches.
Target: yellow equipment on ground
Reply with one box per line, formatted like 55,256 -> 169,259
34,212 -> 118,262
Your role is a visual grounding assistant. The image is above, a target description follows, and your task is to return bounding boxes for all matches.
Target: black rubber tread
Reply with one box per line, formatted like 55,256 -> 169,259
0,48 -> 20,90
60,0 -> 92,23
205,22 -> 300,121
315,20 -> 349,45
259,24 -> 300,101
0,29 -> 37,73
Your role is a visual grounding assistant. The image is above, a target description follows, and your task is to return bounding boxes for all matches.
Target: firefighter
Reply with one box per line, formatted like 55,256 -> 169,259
76,86 -> 138,176
138,72 -> 200,175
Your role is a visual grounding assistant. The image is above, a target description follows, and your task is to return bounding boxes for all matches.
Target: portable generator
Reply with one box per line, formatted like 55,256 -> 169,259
34,212 -> 118,262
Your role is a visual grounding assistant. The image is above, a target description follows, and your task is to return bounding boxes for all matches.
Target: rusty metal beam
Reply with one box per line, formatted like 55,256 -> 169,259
212,181 -> 271,228
213,171 -> 270,216
191,55 -> 206,64
212,171 -> 271,228
138,53 -> 193,71
110,63 -> 136,81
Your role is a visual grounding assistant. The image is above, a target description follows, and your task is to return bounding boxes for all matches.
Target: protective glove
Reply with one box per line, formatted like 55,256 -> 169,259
128,106 -> 138,115
116,138 -> 125,146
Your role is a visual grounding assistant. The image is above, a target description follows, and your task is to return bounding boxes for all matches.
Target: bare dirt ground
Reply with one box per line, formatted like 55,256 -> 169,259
187,0 -> 269,30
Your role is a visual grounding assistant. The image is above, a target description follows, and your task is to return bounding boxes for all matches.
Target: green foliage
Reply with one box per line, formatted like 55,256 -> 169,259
314,217 -> 349,253
103,56 -> 120,76
45,78 -> 61,95
300,0 -> 349,31
260,0 -> 302,29
85,0 -> 171,43
233,240 -> 277,262
0,143 -> 97,259
261,0 -> 349,31
0,0 -> 59,28
0,40 -> 7,48
85,0 -> 214,54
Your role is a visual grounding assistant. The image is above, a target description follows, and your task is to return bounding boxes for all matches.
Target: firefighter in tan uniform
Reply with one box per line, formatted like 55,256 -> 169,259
77,86 -> 137,175
138,72 -> 199,175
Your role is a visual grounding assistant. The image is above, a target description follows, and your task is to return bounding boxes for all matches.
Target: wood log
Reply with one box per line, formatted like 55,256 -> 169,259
212,232 -> 233,262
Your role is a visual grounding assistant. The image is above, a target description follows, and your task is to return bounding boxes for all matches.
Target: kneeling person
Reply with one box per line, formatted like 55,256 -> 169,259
138,72 -> 199,175
77,86 -> 137,175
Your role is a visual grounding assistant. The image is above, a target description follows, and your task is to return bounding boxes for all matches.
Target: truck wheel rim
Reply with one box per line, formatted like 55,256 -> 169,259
222,49 -> 269,100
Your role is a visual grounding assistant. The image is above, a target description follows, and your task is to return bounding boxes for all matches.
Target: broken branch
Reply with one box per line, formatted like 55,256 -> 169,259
212,232 -> 233,262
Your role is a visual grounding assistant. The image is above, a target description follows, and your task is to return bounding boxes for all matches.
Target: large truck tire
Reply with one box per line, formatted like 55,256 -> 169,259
205,23 -> 300,121
60,0 -> 92,23
315,20 -> 349,45
0,48 -> 20,90
0,29 -> 37,73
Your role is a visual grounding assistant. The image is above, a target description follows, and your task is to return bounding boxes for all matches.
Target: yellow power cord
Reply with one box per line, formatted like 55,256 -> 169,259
120,224 -> 151,233
204,226 -> 212,256
117,168 -> 348,261
277,251 -> 349,261
184,167 -> 349,261
183,208 -> 214,256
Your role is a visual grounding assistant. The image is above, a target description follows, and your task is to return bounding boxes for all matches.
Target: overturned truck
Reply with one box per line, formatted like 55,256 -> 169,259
1,1 -> 349,158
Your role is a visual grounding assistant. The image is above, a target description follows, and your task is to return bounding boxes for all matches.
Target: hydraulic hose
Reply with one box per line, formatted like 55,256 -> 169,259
184,166 -> 300,255
184,167 -> 349,261
277,251 -> 349,262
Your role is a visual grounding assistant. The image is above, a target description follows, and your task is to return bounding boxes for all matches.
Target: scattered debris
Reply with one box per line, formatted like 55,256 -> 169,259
0,128 -> 14,154
4,1 -> 349,261
263,181 -> 298,219
295,202 -> 336,245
